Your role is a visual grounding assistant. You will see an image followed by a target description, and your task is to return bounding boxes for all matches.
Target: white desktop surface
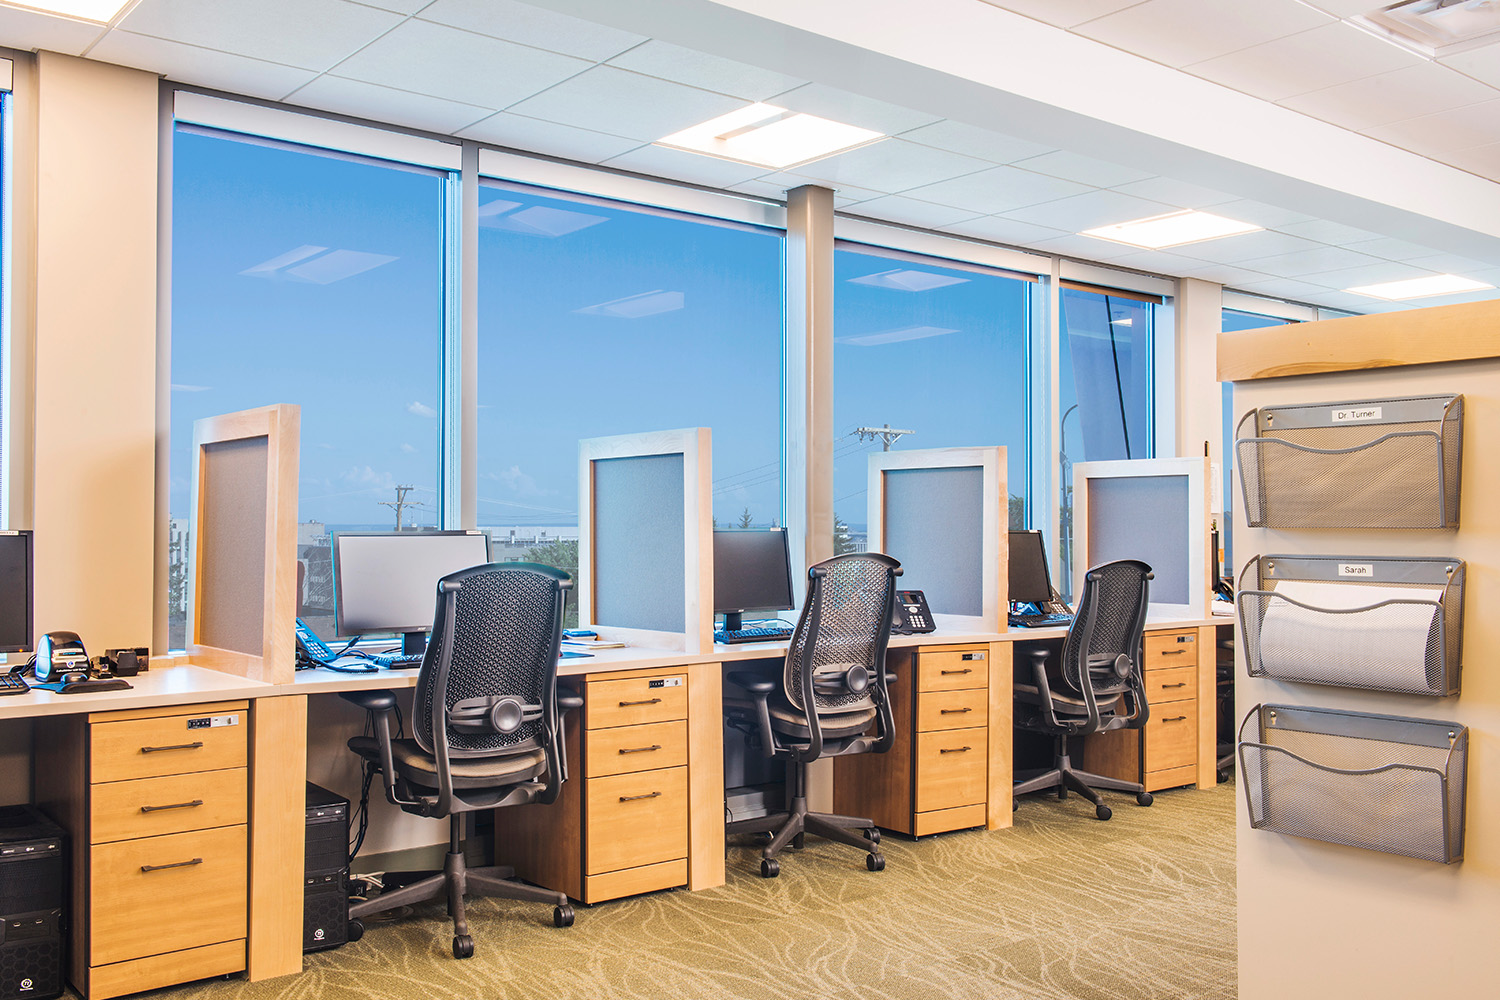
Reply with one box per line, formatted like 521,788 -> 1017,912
0,664 -> 275,720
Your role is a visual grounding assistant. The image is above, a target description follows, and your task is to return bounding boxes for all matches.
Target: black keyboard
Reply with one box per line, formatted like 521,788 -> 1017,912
0,673 -> 28,696
715,625 -> 794,645
1008,612 -> 1074,629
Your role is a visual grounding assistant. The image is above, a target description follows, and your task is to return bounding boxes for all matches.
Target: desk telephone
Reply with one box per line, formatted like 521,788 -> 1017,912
891,590 -> 936,634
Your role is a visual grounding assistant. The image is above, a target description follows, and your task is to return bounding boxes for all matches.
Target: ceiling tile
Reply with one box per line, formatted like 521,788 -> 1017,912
1002,188 -> 1177,230
1441,140 -> 1500,182
1170,262 -> 1278,286
607,39 -> 806,101
1185,22 -> 1423,103
1305,260 -> 1444,288
0,8 -> 106,55
458,113 -> 641,163
287,74 -> 491,133
1075,0 -> 1332,69
1234,245 -> 1385,277
1404,252 -> 1500,273
1362,99 -> 1500,156
1010,149 -> 1153,187
1344,236 -> 1442,261
89,30 -> 319,101
752,172 -> 886,204
1232,276 -> 1344,300
331,18 -> 589,110
357,0 -> 430,11
784,139 -> 992,195
1273,219 -> 1381,245
840,195 -> 987,230
897,120 -> 1054,163
978,1 -> 1151,29
1279,62 -> 1498,132
120,0 -> 402,70
1103,248 -> 1211,276
1108,176 -> 1234,208
767,83 -> 940,135
1024,234 -> 1143,260
1166,229 -> 1324,264
941,215 -> 1069,246
729,177 -> 874,208
1438,40 -> 1500,90
902,165 -> 1093,214
600,145 -> 773,187
506,66 -> 747,142
1202,199 -> 1315,229
416,0 -> 645,61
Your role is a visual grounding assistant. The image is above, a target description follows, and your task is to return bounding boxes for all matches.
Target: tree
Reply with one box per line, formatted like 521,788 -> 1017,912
738,507 -> 754,528
832,515 -> 856,555
1008,493 -> 1025,530
525,539 -> 580,628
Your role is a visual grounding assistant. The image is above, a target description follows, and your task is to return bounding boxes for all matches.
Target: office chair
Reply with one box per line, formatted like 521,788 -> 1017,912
1013,559 -> 1154,821
339,562 -> 578,959
724,552 -> 900,877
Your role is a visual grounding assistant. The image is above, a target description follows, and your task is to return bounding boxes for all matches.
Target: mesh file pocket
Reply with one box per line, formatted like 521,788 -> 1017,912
1236,555 -> 1464,696
1238,704 -> 1467,864
1235,394 -> 1462,529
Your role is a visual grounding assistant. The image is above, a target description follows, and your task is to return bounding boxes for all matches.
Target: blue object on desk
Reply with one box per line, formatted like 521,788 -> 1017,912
1008,612 -> 1075,628
716,623 -> 795,644
30,676 -> 133,694
560,650 -> 594,659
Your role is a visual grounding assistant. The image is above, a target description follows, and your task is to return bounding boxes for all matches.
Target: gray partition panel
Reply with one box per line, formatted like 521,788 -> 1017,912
883,466 -> 983,617
1086,475 -> 1189,605
198,437 -> 268,654
593,453 -> 685,633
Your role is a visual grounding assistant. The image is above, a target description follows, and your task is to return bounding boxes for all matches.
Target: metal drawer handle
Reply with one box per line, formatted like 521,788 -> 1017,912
1157,649 -> 1188,656
940,668 -> 972,676
939,746 -> 971,754
940,708 -> 972,715
618,698 -> 662,707
1163,716 -> 1188,723
140,742 -> 204,754
1161,682 -> 1187,689
618,791 -> 662,803
140,800 -> 203,814
618,745 -> 661,755
141,858 -> 203,873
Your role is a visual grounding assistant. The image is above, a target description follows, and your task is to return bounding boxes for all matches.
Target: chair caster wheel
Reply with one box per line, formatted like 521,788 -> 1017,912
1096,804 -> 1112,821
452,934 -> 474,959
863,827 -> 881,845
346,918 -> 364,943
866,853 -> 885,872
1217,770 -> 1231,783
1012,799 -> 1019,812
1137,792 -> 1153,807
761,858 -> 780,878
792,833 -> 805,850
554,904 -> 575,928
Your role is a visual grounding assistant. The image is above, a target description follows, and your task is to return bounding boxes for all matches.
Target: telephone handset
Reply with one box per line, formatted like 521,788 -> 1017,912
891,590 -> 936,635
296,618 -> 378,673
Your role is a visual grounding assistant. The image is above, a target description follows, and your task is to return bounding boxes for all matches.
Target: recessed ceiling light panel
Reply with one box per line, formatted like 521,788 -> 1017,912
656,103 -> 884,170
4,0 -> 134,22
1346,273 -> 1494,300
1080,210 -> 1262,249
1356,0 -> 1500,57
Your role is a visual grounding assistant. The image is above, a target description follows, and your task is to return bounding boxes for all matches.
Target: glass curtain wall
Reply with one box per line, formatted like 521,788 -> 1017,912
1220,308 -> 1295,578
474,181 -> 785,598
169,127 -> 448,647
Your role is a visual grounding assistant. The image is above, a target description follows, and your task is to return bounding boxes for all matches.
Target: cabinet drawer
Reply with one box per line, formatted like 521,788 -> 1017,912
916,650 -> 988,692
1143,666 -> 1196,705
1143,631 -> 1197,670
585,675 -> 687,730
584,766 -> 687,875
91,711 -> 247,783
915,727 -> 987,813
90,825 -> 247,966
1143,708 -> 1196,772
586,721 -> 688,777
91,768 -> 247,844
583,859 -> 687,904
916,687 -> 987,732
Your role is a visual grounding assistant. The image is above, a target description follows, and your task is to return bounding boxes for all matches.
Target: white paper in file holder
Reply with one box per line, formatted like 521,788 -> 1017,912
1237,554 -> 1464,696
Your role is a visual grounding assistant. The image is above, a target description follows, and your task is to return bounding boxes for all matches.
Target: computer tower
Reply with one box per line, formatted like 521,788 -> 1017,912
304,783 -> 349,953
0,806 -> 65,1000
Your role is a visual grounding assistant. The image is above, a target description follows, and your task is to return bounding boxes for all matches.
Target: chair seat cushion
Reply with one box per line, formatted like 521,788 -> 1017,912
1013,682 -> 1122,715
348,736 -> 546,790
768,701 -> 877,741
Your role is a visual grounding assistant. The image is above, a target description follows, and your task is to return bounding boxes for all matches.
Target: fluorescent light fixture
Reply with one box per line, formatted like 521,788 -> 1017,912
1356,0 -> 1500,57
848,269 -> 969,292
3,0 -> 134,22
835,325 -> 960,347
1080,210 -> 1262,249
656,103 -> 884,170
1346,273 -> 1494,300
575,290 -> 685,319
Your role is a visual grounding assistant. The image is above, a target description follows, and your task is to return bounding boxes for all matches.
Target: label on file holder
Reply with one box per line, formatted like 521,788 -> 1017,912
1338,563 -> 1374,578
1331,406 -> 1382,423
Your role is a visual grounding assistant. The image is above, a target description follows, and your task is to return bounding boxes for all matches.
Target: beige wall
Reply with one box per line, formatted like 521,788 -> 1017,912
1174,277 -> 1224,468
31,53 -> 158,648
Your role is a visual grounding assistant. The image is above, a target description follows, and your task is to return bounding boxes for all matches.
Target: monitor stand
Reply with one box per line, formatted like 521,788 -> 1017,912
721,612 -> 745,632
400,631 -> 428,657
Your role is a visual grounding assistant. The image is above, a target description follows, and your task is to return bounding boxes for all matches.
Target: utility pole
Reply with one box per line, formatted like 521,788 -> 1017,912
379,485 -> 427,531
855,424 -> 915,451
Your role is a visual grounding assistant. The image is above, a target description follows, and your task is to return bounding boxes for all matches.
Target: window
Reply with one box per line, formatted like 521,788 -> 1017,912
1219,308 -> 1295,578
475,182 -> 784,594
832,244 -> 1033,553
170,127 -> 449,648
1057,285 -> 1156,594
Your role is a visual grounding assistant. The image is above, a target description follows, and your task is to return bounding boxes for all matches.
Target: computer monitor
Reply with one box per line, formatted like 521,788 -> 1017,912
0,531 -> 33,654
332,530 -> 492,655
1008,529 -> 1055,608
713,528 -> 794,632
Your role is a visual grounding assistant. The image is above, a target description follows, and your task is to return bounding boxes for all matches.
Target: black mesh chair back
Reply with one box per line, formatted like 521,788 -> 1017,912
783,552 -> 900,716
413,562 -> 569,760
1060,559 -> 1152,700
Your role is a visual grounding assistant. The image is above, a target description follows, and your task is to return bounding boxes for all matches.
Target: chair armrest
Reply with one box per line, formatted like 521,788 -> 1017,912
339,689 -> 398,713
727,670 -> 776,695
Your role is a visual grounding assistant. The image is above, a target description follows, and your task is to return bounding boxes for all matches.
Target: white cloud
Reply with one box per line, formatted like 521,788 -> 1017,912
407,401 -> 437,418
400,443 -> 417,454
485,464 -> 544,497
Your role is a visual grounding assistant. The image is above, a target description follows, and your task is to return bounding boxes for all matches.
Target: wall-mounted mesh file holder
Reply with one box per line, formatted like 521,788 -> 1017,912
1238,704 -> 1467,864
1235,394 -> 1463,529
1236,555 -> 1464,696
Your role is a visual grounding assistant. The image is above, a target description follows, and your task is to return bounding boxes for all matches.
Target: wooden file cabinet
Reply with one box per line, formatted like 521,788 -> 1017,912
1081,629 -> 1201,792
37,701 -> 250,1000
834,645 -> 989,837
504,671 -> 690,903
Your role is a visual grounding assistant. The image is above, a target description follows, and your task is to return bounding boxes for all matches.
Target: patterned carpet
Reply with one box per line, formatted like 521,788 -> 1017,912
140,781 -> 1236,1000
